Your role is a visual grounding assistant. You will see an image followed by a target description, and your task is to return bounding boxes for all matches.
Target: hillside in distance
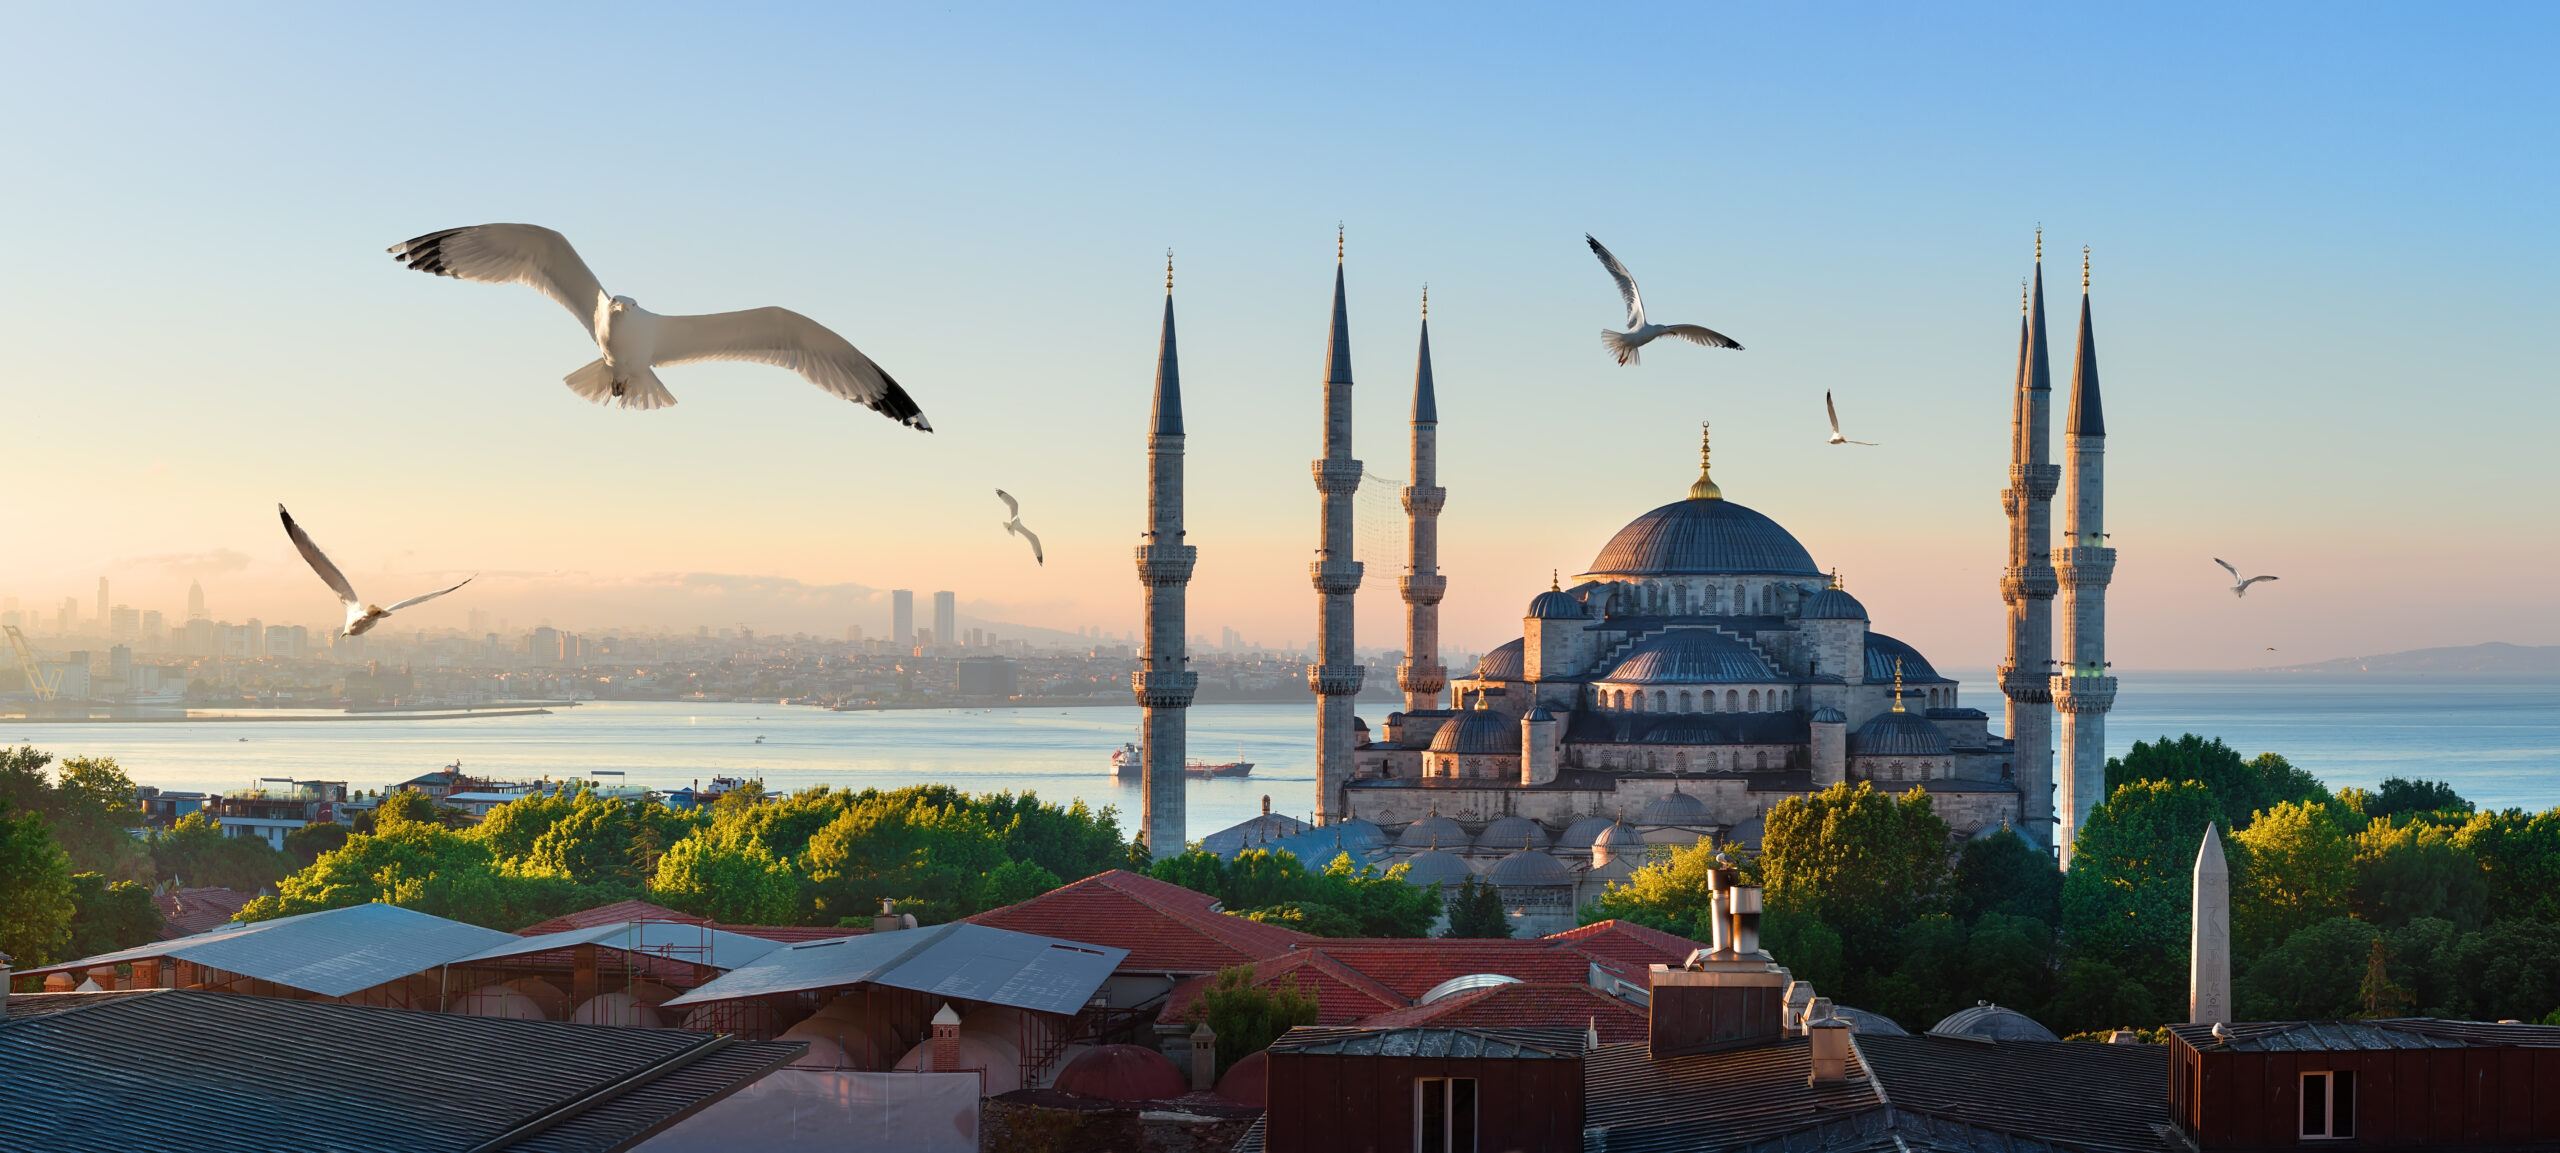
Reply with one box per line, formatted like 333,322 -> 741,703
2262,642 -> 2560,675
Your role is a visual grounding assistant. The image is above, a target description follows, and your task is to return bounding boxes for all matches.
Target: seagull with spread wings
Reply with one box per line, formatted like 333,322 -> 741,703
1826,390 -> 1878,445
1585,234 -> 1743,365
2215,558 -> 2280,598
997,489 -> 1043,565
279,504 -> 473,636
389,224 -> 930,431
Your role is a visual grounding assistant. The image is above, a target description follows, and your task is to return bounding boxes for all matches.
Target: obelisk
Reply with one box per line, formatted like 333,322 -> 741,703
2190,822 -> 2230,1024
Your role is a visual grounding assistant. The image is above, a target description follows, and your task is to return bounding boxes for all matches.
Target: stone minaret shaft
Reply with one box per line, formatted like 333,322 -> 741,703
1397,295 -> 1446,714
1133,263 -> 1197,856
2051,250 -> 2116,869
1308,241 -> 1364,826
2000,239 -> 2060,852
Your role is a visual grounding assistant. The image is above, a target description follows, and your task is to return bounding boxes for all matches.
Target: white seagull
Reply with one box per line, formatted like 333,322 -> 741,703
1586,234 -> 1743,365
389,224 -> 930,431
996,489 -> 1043,565
279,504 -> 473,636
1826,391 -> 1879,445
2214,558 -> 2280,598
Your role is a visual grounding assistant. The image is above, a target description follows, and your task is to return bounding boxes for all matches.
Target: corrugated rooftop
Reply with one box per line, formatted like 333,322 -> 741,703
662,921 -> 1125,1017
17,902 -> 520,998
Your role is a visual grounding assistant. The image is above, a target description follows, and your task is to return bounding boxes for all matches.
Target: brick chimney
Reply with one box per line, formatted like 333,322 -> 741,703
874,898 -> 904,935
1807,1015 -> 1852,1084
1648,863 -> 1787,1057
1190,1021 -> 1218,1091
931,1003 -> 962,1071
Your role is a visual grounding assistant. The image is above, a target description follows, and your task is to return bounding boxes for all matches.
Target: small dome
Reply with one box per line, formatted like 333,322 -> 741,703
1477,816 -> 1550,852
1330,816 -> 1389,852
1354,716 -> 1370,731
1929,1002 -> 2060,1043
1556,815 -> 1622,851
1054,1044 -> 1188,1102
1800,587 -> 1868,621
1638,790 -> 1710,827
1214,1049 -> 1268,1107
1852,711 -> 1951,757
1810,706 -> 1848,724
1489,849 -> 1573,887
1528,587 -> 1587,619
1398,848 -> 1474,889
1429,709 -> 1518,756
1600,629 -> 1778,685
1832,1006 -> 1907,1036
1591,821 -> 1641,850
1420,973 -> 1524,1004
1586,497 -> 1823,578
1397,815 -> 1470,850
1475,639 -> 1526,679
1724,815 -> 1765,850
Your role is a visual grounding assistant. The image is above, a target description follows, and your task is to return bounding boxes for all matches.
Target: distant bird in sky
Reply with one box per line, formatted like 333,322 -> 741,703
1585,234 -> 1743,365
2215,558 -> 2280,598
278,504 -> 472,636
1825,391 -> 1878,445
388,224 -> 930,431
996,489 -> 1043,565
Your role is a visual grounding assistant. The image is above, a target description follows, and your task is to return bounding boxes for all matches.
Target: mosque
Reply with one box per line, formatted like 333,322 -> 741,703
1155,236 -> 2115,934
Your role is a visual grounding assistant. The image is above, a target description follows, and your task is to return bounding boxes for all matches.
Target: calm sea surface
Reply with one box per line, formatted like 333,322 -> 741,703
14,672 -> 2558,834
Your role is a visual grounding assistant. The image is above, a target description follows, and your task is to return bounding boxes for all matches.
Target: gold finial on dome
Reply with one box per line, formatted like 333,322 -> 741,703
1828,568 -> 1843,591
1892,658 -> 1906,713
2021,278 -> 2029,315
2035,226 -> 2043,263
1337,223 -> 1344,264
1551,569 -> 1561,592
2082,245 -> 2091,291
1165,249 -> 1174,294
1689,421 -> 1722,501
1421,283 -> 1429,319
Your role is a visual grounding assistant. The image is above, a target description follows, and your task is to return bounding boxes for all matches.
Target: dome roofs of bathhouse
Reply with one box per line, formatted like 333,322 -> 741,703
1863,633 -> 1945,683
1591,821 -> 1641,853
1724,815 -> 1765,850
1638,789 -> 1711,827
1330,816 -> 1389,853
1398,849 -> 1474,890
1831,1006 -> 1908,1036
1488,849 -> 1574,887
1851,710 -> 1951,758
1475,638 -> 1526,679
1810,706 -> 1848,724
1800,586 -> 1869,621
1429,708 -> 1519,756
1599,629 -> 1780,684
1584,497 -> 1823,579
1477,816 -> 1550,852
1556,816 -> 1625,853
1930,1002 -> 2061,1043
1053,1044 -> 1188,1102
1398,814 -> 1471,851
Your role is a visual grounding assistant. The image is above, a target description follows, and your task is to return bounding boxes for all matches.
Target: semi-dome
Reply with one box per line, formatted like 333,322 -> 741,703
1810,706 -> 1848,724
1584,497 -> 1822,579
1800,586 -> 1869,621
1600,629 -> 1778,684
1488,849 -> 1573,887
1863,632 -> 1944,683
1638,789 -> 1710,827
1851,710 -> 1951,757
1398,848 -> 1474,889
1930,1002 -> 2059,1043
1475,638 -> 1526,679
1477,816 -> 1550,852
1429,708 -> 1518,756
1556,815 -> 1623,851
1397,814 -> 1470,850
1527,586 -> 1587,619
1054,1044 -> 1187,1101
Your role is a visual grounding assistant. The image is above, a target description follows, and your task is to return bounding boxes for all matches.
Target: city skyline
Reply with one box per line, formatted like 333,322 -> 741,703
2,5 -> 2552,671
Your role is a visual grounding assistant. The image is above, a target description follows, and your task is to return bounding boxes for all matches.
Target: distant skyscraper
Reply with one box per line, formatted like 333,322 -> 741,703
187,581 -> 205,620
110,606 -> 139,643
245,618 -> 264,657
933,591 -> 956,653
531,626 -> 560,667
892,590 -> 915,650
96,578 -> 109,630
141,610 -> 164,645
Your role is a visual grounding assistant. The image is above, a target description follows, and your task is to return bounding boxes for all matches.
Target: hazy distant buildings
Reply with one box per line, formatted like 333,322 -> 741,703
141,610 -> 164,644
95,578 -> 109,629
111,605 -> 139,643
187,580 -> 205,619
892,590 -> 914,651
955,656 -> 1020,697
530,627 -> 560,667
933,591 -> 956,654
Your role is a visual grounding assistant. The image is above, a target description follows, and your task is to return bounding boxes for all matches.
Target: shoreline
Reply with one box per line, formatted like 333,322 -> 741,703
2,708 -> 554,724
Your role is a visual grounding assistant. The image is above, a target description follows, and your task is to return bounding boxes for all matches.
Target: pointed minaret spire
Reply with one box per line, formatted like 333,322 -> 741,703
2002,231 -> 2061,858
2069,247 -> 2104,438
1151,251 -> 1183,437
2051,244 -> 2117,868
1398,283 -> 1447,714
1310,231 -> 1365,824
1134,252 -> 1199,858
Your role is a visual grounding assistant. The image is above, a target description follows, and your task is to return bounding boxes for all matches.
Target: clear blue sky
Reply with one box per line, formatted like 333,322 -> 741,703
2,3 -> 2551,669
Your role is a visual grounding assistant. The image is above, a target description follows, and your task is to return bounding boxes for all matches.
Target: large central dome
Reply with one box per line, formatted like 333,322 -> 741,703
1583,497 -> 1821,578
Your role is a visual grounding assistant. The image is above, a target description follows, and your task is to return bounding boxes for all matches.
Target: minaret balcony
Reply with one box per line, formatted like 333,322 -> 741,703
2050,674 -> 2117,713
1397,663 -> 1447,694
1996,662 -> 2054,703
1310,459 -> 1365,495
2051,546 -> 2116,583
1400,486 -> 1446,516
1132,669 -> 1199,709
2008,464 -> 2062,500
1307,663 -> 1366,696
1133,544 -> 1198,586
1310,559 -> 1365,595
2001,565 -> 2059,600
1399,574 -> 1447,604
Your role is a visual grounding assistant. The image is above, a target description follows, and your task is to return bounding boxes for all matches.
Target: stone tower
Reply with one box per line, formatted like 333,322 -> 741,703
1397,289 -> 1447,714
1308,232 -> 1365,826
2000,234 -> 2060,854
1133,254 -> 1198,857
2051,248 -> 2117,868
2191,822 -> 2231,1024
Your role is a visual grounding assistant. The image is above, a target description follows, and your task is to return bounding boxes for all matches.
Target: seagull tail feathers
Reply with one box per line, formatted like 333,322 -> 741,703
562,359 -> 676,411
1599,329 -> 1642,366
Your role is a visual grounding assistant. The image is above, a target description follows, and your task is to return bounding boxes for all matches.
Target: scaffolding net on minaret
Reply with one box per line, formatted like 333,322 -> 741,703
1353,472 -> 1406,572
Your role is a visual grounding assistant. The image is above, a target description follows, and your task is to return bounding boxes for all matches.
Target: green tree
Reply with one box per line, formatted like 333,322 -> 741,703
65,872 -> 163,959
799,794 -> 1008,924
1305,854 -> 1440,938
0,748 -> 148,879
2231,800 -> 2355,955
1440,877 -> 1513,939
1762,782 -> 1950,932
2104,735 -> 2325,833
1582,838 -> 1726,941
2236,916 -> 2379,1021
371,789 -> 469,830
1244,901 -> 1361,938
2060,779 -> 2224,989
979,858 -> 1065,911
2356,937 -> 2414,1018
2045,957 -> 2160,1038
1150,848 -> 1231,900
149,812 -> 290,893
2353,817 -> 2488,930
1186,964 -> 1318,1080
236,821 -> 515,927
2365,777 -> 2473,822
649,835 -> 797,925
1949,828 -> 2062,925
284,822 -> 351,865
2452,809 -> 2560,923
516,791 -> 697,889
2442,919 -> 2560,1023
0,802 -> 75,966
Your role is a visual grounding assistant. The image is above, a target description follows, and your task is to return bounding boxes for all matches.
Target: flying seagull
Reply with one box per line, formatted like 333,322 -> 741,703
1826,391 -> 1878,445
1585,234 -> 1743,365
2215,558 -> 2280,598
278,504 -> 473,636
996,489 -> 1043,565
388,224 -> 930,431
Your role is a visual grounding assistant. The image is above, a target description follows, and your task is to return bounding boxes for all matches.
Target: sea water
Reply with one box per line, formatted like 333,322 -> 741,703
12,672 -> 2556,838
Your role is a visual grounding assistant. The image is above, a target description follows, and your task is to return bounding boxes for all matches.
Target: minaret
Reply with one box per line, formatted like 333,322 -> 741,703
2191,822 -> 2232,1024
2051,247 -> 2117,868
1308,229 -> 1365,825
1397,287 -> 1447,714
1999,232 -> 2061,853
1133,252 -> 1198,857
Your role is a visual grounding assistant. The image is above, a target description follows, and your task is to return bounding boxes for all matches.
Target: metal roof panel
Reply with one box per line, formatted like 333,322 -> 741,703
661,923 -> 1124,1017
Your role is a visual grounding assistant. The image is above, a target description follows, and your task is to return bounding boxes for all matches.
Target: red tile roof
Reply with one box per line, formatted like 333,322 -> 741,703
1539,920 -> 1704,983
1159,949 -> 1409,1026
710,923 -> 860,943
152,888 -> 252,939
1354,982 -> 1651,1044
516,900 -> 708,936
1272,939 -> 1602,999
962,870 -> 1311,974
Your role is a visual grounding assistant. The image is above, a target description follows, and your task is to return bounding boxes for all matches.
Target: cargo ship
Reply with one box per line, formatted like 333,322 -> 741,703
1109,743 -> 1253,778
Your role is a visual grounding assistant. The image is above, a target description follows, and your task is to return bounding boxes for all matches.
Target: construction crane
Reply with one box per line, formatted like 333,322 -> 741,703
5,625 -> 62,700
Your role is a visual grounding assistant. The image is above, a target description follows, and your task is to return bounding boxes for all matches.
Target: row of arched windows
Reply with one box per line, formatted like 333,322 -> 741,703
1593,747 -> 1777,771
1598,686 -> 1793,713
1623,580 -> 1794,617
1866,760 -> 1937,781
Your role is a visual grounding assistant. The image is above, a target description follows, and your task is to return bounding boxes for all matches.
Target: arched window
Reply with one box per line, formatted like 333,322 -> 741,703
1891,762 -> 1905,780
1678,691 -> 1693,712
1675,751 -> 1688,771
1780,689 -> 1791,709
1705,751 -> 1719,770
1700,689 -> 1714,713
1727,690 -> 1740,711
1755,750 -> 1769,770
1919,763 -> 1932,780
1674,585 -> 1687,615
1653,691 -> 1668,711
1748,690 -> 1760,711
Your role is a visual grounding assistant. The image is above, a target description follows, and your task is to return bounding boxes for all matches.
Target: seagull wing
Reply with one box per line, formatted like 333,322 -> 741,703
2242,575 -> 2279,589
996,489 -> 1020,518
278,504 -> 360,608
651,307 -> 931,431
2215,558 -> 2241,581
1827,390 -> 1842,436
1585,234 -> 1644,328
388,224 -> 609,336
1018,524 -> 1043,565
1659,324 -> 1742,350
385,576 -> 474,614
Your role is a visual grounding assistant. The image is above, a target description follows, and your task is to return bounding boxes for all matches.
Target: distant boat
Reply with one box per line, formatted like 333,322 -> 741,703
1186,759 -> 1253,779
1111,742 -> 1250,777
1109,742 -> 1140,777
